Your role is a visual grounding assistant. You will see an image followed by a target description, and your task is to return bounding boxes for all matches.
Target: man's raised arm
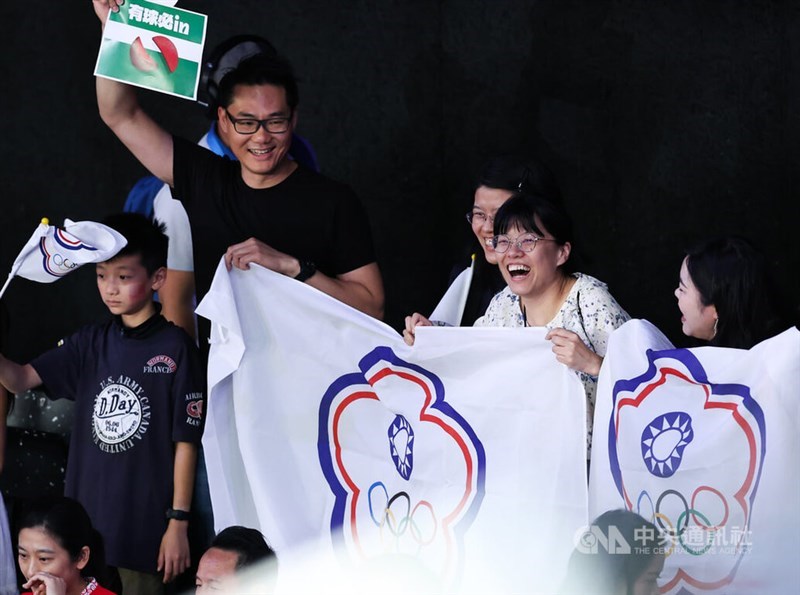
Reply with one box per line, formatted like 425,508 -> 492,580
93,0 -> 175,185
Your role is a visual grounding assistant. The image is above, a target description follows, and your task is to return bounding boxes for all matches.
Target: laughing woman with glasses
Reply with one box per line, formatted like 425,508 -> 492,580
403,155 -> 561,341
476,192 -> 629,456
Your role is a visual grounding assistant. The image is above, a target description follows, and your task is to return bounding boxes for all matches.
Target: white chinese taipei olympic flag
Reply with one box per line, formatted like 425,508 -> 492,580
0,218 -> 127,299
197,261 -> 588,593
589,319 -> 800,594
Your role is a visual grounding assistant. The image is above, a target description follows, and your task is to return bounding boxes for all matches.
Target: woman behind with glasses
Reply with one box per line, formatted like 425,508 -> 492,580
458,155 -> 563,326
475,192 -> 629,455
403,155 -> 560,342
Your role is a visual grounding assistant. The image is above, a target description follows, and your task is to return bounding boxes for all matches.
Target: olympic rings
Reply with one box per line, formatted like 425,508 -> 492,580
51,253 -> 77,269
367,481 -> 438,547
637,486 -> 730,558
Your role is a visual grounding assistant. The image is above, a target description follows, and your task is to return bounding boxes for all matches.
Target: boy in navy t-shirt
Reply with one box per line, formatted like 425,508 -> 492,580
0,214 -> 205,594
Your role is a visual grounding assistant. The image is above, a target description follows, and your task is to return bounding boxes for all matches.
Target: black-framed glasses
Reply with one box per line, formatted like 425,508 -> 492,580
225,110 -> 292,134
466,211 -> 494,225
492,232 -> 555,253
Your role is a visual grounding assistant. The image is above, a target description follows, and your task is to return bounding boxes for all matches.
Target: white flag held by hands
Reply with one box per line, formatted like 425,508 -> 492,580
0,218 -> 128,299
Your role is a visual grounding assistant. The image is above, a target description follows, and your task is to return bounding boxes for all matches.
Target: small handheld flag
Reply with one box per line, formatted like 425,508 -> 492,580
428,253 -> 476,326
0,218 -> 128,300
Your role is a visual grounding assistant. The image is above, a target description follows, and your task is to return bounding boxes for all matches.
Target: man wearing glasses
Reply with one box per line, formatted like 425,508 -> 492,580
93,1 -> 385,349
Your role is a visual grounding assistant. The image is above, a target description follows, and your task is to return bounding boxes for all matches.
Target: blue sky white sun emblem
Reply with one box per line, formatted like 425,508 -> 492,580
641,411 -> 693,478
388,414 -> 414,480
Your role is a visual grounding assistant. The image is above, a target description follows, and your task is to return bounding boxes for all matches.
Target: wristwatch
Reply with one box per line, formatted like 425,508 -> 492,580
295,260 -> 317,282
165,508 -> 190,521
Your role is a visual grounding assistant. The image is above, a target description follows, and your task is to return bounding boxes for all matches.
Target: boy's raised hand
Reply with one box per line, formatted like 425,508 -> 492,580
158,521 -> 190,583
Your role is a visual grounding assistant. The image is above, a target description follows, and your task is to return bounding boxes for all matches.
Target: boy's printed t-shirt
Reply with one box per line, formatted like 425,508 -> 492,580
31,312 -> 205,573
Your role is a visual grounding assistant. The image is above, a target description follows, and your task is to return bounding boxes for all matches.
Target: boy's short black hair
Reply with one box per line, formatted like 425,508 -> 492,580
101,213 -> 168,275
209,525 -> 275,569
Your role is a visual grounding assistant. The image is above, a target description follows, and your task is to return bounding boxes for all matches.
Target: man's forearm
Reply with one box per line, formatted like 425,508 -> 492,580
308,273 -> 385,320
307,262 -> 385,320
96,74 -> 140,131
159,271 -> 198,341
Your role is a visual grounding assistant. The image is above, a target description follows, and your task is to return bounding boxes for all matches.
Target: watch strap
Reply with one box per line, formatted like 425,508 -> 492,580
165,508 -> 190,521
294,260 -> 317,282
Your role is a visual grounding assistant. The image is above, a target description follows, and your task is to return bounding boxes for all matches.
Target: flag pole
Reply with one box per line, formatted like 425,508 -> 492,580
0,272 -> 15,301
0,218 -> 49,301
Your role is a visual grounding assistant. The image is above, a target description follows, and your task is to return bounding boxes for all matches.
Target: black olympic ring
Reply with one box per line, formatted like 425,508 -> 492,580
655,489 -> 689,537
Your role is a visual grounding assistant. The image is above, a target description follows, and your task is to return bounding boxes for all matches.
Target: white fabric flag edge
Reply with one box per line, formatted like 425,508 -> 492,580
429,257 -> 475,326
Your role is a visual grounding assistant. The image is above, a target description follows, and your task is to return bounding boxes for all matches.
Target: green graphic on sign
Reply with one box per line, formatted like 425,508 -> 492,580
94,0 -> 207,100
96,41 -> 198,97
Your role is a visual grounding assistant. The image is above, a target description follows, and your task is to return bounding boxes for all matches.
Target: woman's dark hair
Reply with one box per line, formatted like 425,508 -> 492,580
18,497 -> 109,584
492,192 -> 576,273
686,236 -> 784,349
475,154 -> 562,204
560,509 -> 664,595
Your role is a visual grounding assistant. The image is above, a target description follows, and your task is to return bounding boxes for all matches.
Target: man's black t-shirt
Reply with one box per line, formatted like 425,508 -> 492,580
171,136 -> 376,325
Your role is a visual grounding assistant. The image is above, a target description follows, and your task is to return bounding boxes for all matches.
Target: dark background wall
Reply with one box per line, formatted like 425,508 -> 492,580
1,0 -> 798,363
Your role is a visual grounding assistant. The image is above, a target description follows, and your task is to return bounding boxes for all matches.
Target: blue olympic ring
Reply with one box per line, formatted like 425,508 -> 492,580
636,490 -> 655,521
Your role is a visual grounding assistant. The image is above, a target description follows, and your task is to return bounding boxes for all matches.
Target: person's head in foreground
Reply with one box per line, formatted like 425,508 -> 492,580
195,525 -> 275,593
675,235 -> 784,349
560,509 -> 665,595
17,496 -> 114,595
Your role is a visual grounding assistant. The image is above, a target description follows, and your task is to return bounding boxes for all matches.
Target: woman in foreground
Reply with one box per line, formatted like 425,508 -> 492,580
17,497 -> 116,595
560,509 -> 665,595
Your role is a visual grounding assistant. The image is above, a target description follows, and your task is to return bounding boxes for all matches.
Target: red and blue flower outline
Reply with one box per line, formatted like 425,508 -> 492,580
608,347 -> 766,591
318,346 -> 486,581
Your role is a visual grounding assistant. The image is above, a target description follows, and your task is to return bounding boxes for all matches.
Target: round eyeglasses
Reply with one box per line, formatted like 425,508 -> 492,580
466,211 -> 494,225
492,232 -> 556,253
